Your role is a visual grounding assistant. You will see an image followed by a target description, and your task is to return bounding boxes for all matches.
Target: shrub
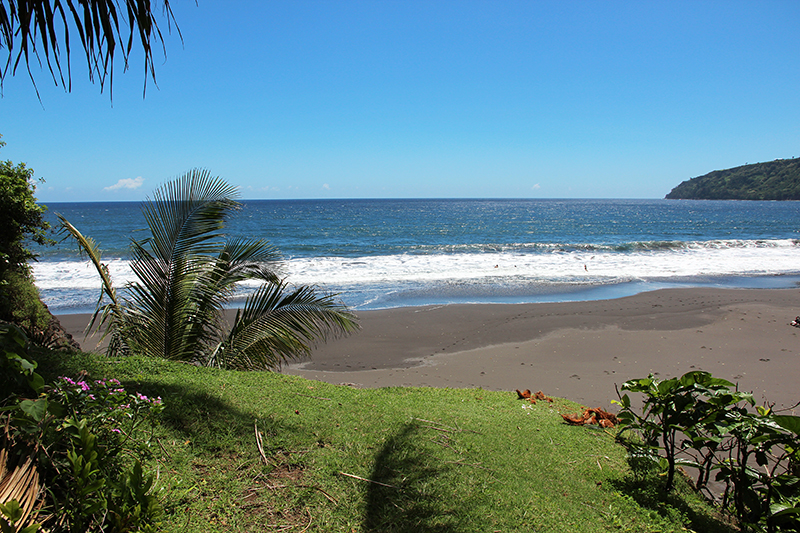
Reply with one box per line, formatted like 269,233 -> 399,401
616,371 -> 800,532
1,325 -> 165,532
0,135 -> 54,338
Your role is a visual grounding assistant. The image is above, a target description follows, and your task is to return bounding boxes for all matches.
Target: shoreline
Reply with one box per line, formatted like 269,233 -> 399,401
58,287 -> 800,411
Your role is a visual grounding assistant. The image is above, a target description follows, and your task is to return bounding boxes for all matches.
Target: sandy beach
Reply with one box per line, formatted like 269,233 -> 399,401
58,287 -> 800,411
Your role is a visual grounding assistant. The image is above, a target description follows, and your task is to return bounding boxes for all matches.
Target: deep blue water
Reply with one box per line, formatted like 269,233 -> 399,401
33,198 -> 800,313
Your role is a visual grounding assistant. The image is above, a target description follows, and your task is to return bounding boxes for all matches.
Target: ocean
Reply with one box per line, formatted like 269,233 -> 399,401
31,198 -> 800,314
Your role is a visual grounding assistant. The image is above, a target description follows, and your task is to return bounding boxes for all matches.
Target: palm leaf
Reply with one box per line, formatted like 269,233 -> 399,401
1,421 -> 44,530
0,0 -> 179,98
142,169 -> 238,263
125,239 -> 206,361
57,213 -> 129,354
211,281 -> 359,370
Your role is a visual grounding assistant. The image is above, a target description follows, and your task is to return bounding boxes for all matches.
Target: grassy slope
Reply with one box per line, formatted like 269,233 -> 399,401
36,351 -> 733,533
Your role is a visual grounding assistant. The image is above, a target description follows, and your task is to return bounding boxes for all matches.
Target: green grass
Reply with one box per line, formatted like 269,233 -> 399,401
35,350 -> 735,532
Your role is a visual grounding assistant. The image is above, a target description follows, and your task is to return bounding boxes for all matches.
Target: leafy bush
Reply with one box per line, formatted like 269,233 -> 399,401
616,371 -> 800,532
1,325 -> 165,532
1,270 -> 51,335
0,135 -> 54,337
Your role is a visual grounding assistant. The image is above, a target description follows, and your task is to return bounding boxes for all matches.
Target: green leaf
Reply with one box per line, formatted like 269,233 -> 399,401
0,500 -> 23,522
773,415 -> 800,436
27,372 -> 45,393
770,503 -> 800,519
619,393 -> 631,409
18,398 -> 48,422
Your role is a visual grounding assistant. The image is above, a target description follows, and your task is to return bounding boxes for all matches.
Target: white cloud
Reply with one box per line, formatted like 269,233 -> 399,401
322,183 -> 331,190
104,176 -> 144,191
532,183 -> 541,190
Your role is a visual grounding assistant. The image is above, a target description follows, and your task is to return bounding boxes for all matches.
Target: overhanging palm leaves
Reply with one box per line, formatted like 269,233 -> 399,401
1,0 -> 178,97
59,169 -> 359,369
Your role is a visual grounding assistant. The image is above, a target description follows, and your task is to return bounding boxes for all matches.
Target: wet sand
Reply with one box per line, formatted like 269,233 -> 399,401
58,287 -> 800,410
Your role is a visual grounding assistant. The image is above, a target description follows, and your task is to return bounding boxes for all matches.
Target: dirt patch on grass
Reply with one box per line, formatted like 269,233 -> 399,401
238,465 -> 310,531
268,462 -> 305,482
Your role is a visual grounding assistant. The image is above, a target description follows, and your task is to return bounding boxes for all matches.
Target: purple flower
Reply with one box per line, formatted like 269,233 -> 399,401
111,428 -> 122,434
78,381 -> 91,392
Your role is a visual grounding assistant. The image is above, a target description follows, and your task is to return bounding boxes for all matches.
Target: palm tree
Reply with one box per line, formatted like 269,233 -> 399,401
59,169 -> 359,370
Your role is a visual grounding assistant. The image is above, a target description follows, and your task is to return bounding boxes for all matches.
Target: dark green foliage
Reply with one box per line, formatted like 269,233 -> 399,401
616,371 -> 752,492
0,323 -> 44,399
1,326 -> 165,532
1,270 -> 52,335
0,136 -> 53,334
617,371 -> 800,532
666,158 -> 800,200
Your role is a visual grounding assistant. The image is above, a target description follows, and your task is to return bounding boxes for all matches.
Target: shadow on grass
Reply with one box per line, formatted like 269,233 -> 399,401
362,422 -> 461,533
32,350 -> 310,452
608,459 -> 738,533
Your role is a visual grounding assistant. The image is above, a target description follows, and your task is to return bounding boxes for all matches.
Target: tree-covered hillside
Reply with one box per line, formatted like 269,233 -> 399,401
665,158 -> 800,200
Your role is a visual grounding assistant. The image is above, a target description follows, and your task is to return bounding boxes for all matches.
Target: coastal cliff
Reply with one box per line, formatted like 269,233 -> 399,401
666,158 -> 800,200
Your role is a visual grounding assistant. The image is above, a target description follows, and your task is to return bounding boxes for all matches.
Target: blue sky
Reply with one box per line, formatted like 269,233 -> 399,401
2,0 -> 799,202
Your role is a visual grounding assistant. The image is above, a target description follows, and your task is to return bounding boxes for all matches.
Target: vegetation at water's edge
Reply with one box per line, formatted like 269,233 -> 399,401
0,135 -> 54,336
666,158 -> 800,200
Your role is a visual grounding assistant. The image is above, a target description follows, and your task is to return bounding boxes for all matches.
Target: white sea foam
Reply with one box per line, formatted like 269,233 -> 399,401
31,239 -> 800,312
279,239 -> 799,287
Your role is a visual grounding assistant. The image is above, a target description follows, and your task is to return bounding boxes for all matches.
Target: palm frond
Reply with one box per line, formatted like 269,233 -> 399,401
184,237 -> 285,362
0,444 -> 43,531
210,281 -> 360,370
125,239 -> 205,361
57,213 -> 129,354
142,169 -> 239,263
191,237 -> 283,305
215,236 -> 283,283
0,0 -> 179,98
